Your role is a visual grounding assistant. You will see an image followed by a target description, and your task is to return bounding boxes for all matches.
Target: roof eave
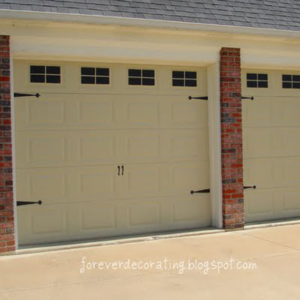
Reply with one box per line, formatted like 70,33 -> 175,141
0,9 -> 300,39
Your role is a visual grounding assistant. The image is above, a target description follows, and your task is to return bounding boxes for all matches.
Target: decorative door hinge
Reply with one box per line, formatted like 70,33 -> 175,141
188,96 -> 208,101
17,200 -> 43,207
241,96 -> 254,100
190,188 -> 210,194
14,93 -> 40,98
244,185 -> 256,190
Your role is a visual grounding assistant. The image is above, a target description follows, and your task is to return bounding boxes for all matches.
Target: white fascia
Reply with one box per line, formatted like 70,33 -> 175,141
0,9 -> 300,39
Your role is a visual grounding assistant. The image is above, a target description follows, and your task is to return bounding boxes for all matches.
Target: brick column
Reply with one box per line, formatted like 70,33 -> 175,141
220,47 -> 244,230
0,36 -> 15,254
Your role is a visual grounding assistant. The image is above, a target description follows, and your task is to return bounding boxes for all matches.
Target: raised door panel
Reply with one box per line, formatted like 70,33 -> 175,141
116,95 -> 161,129
16,130 -> 117,168
115,130 -> 162,164
160,96 -> 208,129
117,164 -> 165,199
18,204 -> 69,245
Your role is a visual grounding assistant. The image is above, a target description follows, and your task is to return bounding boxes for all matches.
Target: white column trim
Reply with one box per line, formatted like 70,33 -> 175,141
207,62 -> 223,229
10,52 -> 19,250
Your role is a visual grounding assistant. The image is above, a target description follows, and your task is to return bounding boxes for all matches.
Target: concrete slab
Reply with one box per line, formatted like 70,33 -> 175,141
241,224 -> 300,250
0,224 -> 299,300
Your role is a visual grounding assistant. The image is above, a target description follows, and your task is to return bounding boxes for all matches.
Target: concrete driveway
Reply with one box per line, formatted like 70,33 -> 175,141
1,224 -> 300,300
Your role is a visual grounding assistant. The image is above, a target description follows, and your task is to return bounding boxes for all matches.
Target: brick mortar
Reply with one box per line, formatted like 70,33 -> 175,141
0,35 -> 15,254
220,47 -> 244,230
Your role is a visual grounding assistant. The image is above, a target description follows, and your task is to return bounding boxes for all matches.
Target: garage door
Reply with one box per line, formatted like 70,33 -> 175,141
14,61 -> 211,245
243,69 -> 300,223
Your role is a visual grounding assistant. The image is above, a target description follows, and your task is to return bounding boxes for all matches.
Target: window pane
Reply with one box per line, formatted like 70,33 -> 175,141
258,74 -> 268,80
81,68 -> 95,76
247,73 -> 257,80
31,74 -> 45,83
173,79 -> 184,86
185,80 -> 197,87
258,81 -> 268,88
30,66 -> 45,74
46,75 -> 61,84
129,77 -> 141,85
173,71 -> 184,79
293,82 -> 300,89
247,81 -> 257,88
47,66 -> 60,75
143,70 -> 155,78
96,68 -> 109,76
142,78 -> 155,86
96,77 -> 110,85
283,74 -> 292,81
81,76 -> 95,84
129,69 -> 141,77
186,72 -> 197,79
293,75 -> 300,82
282,82 -> 292,89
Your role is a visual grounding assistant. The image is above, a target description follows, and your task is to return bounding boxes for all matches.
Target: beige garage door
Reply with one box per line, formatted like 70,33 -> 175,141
243,69 -> 300,223
14,60 -> 211,246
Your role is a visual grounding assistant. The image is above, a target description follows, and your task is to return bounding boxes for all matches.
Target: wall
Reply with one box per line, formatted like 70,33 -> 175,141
0,17 -> 300,252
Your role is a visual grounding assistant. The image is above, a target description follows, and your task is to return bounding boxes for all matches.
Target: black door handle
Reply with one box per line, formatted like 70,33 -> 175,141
118,166 -> 121,176
121,165 -> 124,176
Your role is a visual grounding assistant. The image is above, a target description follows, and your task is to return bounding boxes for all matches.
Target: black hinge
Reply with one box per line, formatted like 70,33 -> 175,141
17,200 -> 43,207
188,96 -> 208,101
14,93 -> 40,98
190,188 -> 210,194
244,185 -> 256,190
241,96 -> 254,100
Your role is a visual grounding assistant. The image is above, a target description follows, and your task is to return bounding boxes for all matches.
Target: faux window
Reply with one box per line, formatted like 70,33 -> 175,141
282,75 -> 300,89
128,69 -> 155,86
81,67 -> 110,85
247,73 -> 268,88
172,71 -> 197,87
30,66 -> 61,84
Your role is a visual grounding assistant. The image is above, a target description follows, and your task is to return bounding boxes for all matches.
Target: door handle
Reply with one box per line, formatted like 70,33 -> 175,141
121,166 -> 124,176
118,166 -> 121,176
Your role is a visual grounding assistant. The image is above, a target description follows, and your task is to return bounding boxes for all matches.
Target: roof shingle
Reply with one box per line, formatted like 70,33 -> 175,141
0,0 -> 299,31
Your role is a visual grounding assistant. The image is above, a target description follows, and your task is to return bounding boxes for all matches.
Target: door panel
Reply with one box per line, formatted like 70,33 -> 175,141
243,69 -> 300,223
15,60 -> 211,245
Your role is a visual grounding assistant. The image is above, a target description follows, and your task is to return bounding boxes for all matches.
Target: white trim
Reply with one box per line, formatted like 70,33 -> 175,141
10,51 -> 18,249
0,9 -> 300,39
207,63 -> 223,229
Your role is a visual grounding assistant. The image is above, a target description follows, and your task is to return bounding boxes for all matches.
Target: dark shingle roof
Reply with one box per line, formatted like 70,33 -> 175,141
1,0 -> 300,31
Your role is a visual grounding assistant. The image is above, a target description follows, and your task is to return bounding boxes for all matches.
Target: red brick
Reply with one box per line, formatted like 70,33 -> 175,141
220,47 -> 244,230
6,240 -> 15,246
0,247 -> 8,253
0,36 -> 15,255
0,234 -> 14,241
